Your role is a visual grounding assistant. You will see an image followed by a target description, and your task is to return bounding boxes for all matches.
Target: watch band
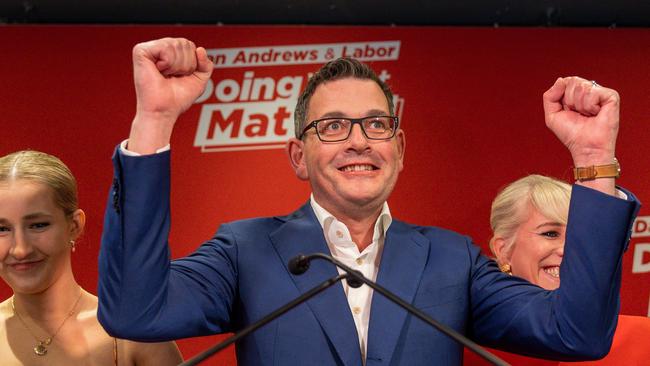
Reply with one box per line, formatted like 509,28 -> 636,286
573,158 -> 621,181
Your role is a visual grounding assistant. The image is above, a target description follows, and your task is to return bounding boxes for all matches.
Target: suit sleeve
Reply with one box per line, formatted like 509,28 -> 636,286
468,185 -> 641,361
97,146 -> 238,341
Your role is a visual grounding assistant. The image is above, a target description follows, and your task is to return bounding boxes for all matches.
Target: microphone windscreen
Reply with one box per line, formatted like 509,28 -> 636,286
288,255 -> 310,275
346,270 -> 364,288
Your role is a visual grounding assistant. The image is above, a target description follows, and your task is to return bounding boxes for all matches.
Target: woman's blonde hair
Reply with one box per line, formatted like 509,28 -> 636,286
0,150 -> 78,217
489,174 -> 571,258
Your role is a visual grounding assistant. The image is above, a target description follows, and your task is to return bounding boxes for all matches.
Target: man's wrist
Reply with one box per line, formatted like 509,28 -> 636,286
569,145 -> 616,166
127,115 -> 175,154
574,158 -> 621,181
120,139 -> 170,156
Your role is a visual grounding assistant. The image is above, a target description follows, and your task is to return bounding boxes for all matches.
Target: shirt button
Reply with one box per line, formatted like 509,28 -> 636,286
336,230 -> 343,238
355,258 -> 363,265
352,306 -> 361,315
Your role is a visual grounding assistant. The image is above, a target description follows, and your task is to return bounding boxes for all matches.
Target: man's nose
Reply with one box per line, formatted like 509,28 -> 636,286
347,123 -> 370,150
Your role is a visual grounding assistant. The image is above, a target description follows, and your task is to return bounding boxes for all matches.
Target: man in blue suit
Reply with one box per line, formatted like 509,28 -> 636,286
98,38 -> 639,365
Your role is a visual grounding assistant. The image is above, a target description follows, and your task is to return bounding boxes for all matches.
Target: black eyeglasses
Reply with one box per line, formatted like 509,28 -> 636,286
299,116 -> 399,142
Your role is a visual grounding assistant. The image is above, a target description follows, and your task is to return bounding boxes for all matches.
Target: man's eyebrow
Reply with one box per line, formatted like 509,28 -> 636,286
365,109 -> 390,116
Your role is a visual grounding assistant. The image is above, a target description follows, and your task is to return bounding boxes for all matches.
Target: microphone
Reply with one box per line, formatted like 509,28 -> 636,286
292,253 -> 510,366
287,254 -> 310,275
289,254 -> 363,288
179,270 -> 355,366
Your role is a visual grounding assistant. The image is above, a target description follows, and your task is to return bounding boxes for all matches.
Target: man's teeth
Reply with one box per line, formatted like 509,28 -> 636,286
543,267 -> 560,278
341,164 -> 374,172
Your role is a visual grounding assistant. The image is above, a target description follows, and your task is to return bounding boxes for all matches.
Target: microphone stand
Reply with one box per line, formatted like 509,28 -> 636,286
294,253 -> 510,366
179,273 -> 355,366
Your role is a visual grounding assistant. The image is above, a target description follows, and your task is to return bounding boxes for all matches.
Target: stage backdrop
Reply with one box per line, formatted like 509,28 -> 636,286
1,25 -> 649,365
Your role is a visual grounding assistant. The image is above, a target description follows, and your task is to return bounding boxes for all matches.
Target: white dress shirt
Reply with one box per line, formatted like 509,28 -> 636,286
310,195 -> 392,364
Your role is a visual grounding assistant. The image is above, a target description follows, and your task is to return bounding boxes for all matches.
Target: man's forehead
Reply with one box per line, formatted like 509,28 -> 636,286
317,109 -> 389,119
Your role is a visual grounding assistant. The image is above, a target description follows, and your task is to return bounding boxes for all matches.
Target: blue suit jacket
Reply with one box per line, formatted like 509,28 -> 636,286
98,148 -> 640,366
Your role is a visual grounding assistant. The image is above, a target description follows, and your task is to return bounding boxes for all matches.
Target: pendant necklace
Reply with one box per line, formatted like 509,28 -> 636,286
11,289 -> 83,356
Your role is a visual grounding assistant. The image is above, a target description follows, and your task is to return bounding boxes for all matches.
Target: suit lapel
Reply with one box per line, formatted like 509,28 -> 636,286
367,220 -> 430,363
270,203 -> 362,366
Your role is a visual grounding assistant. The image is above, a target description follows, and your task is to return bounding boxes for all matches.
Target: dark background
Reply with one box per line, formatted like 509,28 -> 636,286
1,0 -> 649,27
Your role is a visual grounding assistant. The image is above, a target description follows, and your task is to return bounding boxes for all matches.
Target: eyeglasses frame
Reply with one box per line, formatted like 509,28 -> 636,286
298,115 -> 400,142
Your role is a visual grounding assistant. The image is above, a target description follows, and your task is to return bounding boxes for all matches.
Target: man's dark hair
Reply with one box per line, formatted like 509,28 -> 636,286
294,57 -> 395,138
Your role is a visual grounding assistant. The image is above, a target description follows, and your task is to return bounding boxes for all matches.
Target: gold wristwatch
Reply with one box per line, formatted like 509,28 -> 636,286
573,158 -> 620,181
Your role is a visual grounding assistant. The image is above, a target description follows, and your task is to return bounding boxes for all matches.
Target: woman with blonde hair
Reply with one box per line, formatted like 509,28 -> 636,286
0,150 -> 183,365
489,174 -> 650,365
489,174 -> 570,290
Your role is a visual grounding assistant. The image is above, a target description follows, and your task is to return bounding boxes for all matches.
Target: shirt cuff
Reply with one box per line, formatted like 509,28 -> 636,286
119,139 -> 171,156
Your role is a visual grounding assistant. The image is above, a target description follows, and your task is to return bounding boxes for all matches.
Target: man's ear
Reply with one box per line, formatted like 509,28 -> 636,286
286,138 -> 309,180
396,129 -> 406,172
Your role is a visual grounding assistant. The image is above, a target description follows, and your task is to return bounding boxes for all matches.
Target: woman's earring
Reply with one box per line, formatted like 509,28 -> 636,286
70,240 -> 76,253
499,263 -> 512,275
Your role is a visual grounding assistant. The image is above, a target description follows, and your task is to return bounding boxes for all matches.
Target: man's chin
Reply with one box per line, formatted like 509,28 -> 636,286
340,192 -> 387,209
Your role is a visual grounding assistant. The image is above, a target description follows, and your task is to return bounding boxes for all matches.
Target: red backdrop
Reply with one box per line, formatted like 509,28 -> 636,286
1,25 -> 649,365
